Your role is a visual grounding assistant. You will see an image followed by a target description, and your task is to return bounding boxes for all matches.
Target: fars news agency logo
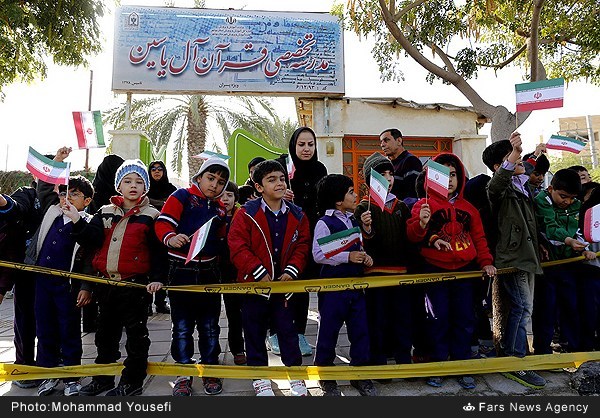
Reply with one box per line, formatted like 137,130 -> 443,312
463,403 -> 476,412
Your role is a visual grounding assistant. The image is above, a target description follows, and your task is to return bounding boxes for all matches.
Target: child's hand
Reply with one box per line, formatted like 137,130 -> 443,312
482,265 -> 497,279
76,290 -> 92,307
349,251 -> 367,264
54,146 -> 72,162
363,254 -> 373,267
565,237 -> 587,251
277,273 -> 293,281
258,273 -> 272,282
419,204 -> 431,229
534,143 -> 546,156
509,131 -> 522,153
433,239 -> 452,251
61,201 -> 81,222
0,195 -> 7,207
168,234 -> 190,248
360,211 -> 372,231
583,250 -> 597,261
283,189 -> 295,202
147,282 -> 163,293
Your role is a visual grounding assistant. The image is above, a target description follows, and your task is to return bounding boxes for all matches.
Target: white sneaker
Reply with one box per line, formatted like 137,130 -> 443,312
290,380 -> 308,396
64,381 -> 81,396
37,378 -> 59,396
253,379 -> 275,396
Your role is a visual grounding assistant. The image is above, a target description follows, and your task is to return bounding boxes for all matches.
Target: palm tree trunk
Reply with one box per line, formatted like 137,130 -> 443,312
186,96 -> 209,177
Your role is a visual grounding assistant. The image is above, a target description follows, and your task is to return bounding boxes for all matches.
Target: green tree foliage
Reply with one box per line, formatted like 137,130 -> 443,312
336,0 -> 600,142
0,0 -> 105,99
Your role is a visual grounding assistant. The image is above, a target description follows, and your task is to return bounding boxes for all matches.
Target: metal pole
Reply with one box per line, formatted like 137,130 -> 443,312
126,92 -> 132,129
85,70 -> 93,172
586,115 -> 598,169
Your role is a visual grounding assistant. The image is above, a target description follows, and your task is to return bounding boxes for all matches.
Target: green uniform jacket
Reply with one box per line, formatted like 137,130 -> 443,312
534,189 -> 581,260
487,166 -> 543,275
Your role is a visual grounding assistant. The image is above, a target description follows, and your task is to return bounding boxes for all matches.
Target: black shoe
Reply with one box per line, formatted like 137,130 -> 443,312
202,377 -> 223,395
105,383 -> 143,396
350,379 -> 378,396
501,370 -> 546,389
319,380 -> 341,396
80,379 -> 115,396
155,304 -> 170,314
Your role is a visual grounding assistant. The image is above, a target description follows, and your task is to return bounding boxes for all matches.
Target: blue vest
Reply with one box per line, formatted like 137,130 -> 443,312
319,214 -> 363,279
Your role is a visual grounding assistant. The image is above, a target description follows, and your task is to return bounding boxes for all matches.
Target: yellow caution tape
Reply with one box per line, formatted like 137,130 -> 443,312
0,252 -> 596,295
2,352 -> 600,382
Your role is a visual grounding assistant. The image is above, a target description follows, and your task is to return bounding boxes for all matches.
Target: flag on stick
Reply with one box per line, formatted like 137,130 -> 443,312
545,134 -> 586,154
185,216 -> 216,264
317,226 -> 362,259
369,169 -> 389,210
583,204 -> 600,243
515,78 -> 564,112
72,111 -> 105,149
424,160 -> 450,197
26,147 -> 70,185
192,150 -> 231,160
285,154 -> 295,180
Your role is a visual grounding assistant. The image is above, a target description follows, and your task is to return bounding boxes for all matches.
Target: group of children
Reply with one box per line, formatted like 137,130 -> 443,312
1,130 -> 598,397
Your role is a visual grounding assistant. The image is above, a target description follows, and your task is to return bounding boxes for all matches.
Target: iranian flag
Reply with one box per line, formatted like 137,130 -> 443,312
425,160 -> 450,197
26,147 -> 70,185
369,169 -> 389,210
72,111 -> 105,149
583,204 -> 600,243
317,226 -> 362,259
546,135 -> 586,154
285,154 -> 295,180
185,216 -> 216,264
192,150 -> 231,160
515,78 -> 564,112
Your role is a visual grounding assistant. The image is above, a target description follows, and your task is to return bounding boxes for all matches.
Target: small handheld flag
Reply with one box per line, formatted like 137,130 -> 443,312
192,150 -> 231,161
369,169 -> 389,210
583,204 -> 600,243
185,216 -> 216,264
515,78 -> 564,112
424,160 -> 450,197
72,111 -> 105,149
26,147 -> 70,185
317,226 -> 362,258
545,135 -> 586,154
285,154 -> 295,180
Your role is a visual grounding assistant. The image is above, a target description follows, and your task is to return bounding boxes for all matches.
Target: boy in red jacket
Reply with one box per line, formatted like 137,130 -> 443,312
407,153 -> 496,390
228,160 -> 311,396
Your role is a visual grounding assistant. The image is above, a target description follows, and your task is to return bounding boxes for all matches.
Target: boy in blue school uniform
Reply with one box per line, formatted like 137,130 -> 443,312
24,147 -> 95,396
228,160 -> 311,396
312,174 -> 378,397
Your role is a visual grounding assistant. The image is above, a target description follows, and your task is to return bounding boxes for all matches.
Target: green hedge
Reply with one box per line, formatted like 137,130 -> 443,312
0,170 -> 95,195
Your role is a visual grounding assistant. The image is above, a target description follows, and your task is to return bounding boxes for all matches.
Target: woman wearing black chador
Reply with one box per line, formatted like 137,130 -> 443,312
271,127 -> 327,357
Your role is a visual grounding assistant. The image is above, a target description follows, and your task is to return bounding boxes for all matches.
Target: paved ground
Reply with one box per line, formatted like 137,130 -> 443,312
0,293 -> 579,397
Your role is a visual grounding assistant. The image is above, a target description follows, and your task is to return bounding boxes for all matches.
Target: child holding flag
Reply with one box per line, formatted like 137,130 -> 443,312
313,174 -> 378,397
483,132 -> 546,389
228,160 -> 311,396
76,159 -> 167,396
407,153 -> 495,390
154,157 -> 229,396
354,152 -> 414,372
23,146 -> 95,396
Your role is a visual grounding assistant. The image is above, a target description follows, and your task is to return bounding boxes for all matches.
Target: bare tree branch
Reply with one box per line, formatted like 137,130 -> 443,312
377,0 -> 496,116
432,44 -> 457,75
392,0 -> 430,22
530,0 -> 545,81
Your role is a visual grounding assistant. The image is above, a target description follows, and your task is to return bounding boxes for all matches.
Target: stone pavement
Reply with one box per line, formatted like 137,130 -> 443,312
0,293 -> 579,397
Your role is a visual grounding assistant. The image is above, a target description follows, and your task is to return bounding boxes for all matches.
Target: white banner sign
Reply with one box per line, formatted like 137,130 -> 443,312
112,6 -> 345,96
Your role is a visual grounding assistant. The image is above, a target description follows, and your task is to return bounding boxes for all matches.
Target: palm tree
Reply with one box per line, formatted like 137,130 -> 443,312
104,94 -> 295,177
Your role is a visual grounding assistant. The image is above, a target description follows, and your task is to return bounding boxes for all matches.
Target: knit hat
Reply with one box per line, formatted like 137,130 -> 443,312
362,152 -> 394,184
191,157 -> 230,195
114,159 -> 150,195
